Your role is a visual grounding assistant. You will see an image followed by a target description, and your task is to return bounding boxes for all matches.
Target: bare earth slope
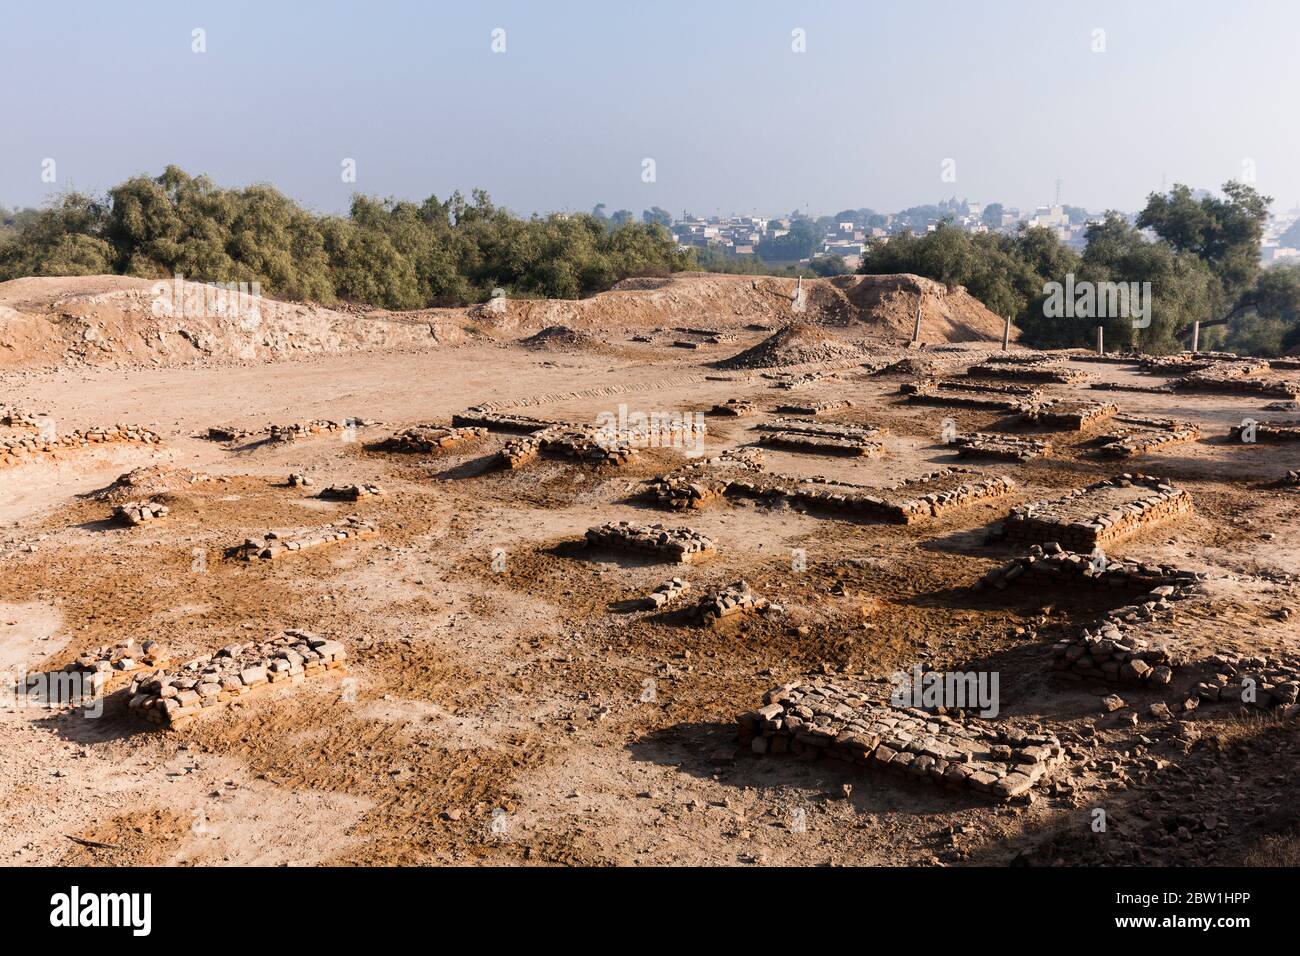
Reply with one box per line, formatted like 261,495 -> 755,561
0,272 -> 1010,374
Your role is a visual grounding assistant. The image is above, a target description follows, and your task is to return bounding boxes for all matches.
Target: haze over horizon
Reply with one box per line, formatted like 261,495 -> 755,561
4,0 -> 1298,219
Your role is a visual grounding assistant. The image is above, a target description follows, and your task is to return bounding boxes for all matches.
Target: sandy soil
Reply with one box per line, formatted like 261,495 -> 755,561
3,305 -> 1300,867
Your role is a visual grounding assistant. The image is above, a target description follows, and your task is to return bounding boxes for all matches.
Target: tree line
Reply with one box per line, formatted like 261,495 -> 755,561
0,166 -> 692,309
858,182 -> 1300,355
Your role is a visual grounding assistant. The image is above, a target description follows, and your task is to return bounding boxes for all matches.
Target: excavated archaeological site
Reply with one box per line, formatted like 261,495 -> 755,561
2,272 -> 1300,866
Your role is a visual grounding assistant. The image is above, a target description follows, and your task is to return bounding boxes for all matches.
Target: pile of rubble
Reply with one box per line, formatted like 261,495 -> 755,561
1019,399 -> 1118,430
953,433 -> 1051,462
206,425 -> 258,442
232,517 -> 377,561
318,483 -> 384,501
738,682 -> 1066,801
708,399 -> 757,417
1097,416 -> 1200,457
585,522 -> 716,563
1229,419 -> 1300,443
0,405 -> 46,428
774,399 -> 853,415
288,473 -> 313,487
965,362 -> 1091,384
127,631 -> 347,728
111,500 -> 170,526
373,425 -> 487,452
1189,652 -> 1300,713
697,580 -> 769,624
1,423 -> 162,468
640,577 -> 691,610
996,474 -> 1191,549
70,638 -> 167,676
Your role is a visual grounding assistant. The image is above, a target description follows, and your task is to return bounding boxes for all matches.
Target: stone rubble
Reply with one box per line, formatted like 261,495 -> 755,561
288,473 -> 313,487
965,362 -> 1091,384
707,399 -> 757,416
1229,419 -> 1300,443
1097,416 -> 1200,457
738,681 -> 1066,801
697,580 -> 769,624
111,500 -> 170,526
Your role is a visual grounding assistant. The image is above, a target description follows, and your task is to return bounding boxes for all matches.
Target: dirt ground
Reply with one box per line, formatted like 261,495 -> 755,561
3,309 -> 1300,867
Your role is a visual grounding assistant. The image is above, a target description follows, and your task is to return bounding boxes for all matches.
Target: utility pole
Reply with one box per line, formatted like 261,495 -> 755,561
912,296 -> 923,344
1191,320 -> 1200,353
1097,325 -> 1104,356
1002,315 -> 1012,351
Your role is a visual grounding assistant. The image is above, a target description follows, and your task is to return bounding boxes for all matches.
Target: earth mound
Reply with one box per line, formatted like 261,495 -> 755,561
716,322 -> 866,369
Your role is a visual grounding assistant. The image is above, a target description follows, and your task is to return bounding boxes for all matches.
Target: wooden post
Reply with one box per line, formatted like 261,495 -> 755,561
1097,325 -> 1104,356
1191,320 -> 1200,353
912,297 -> 923,343
1002,315 -> 1011,350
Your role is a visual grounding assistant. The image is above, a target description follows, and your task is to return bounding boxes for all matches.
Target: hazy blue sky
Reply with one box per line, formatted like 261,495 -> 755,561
3,1 -> 1297,218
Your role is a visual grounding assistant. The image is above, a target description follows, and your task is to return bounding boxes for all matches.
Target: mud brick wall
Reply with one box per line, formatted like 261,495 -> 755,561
1172,364 -> 1298,398
128,631 -> 346,728
999,474 -> 1191,549
233,517 -> 376,560
708,399 -> 757,416
724,470 -> 1016,524
452,410 -> 567,433
542,428 -> 638,466
267,419 -> 380,443
954,433 -> 1051,462
1229,420 -> 1300,443
1098,423 -> 1200,457
1,423 -> 162,468
585,522 -> 716,563
973,543 -> 1208,687
758,418 -> 885,439
644,475 -> 730,510
319,483 -> 383,501
497,433 -> 543,469
774,399 -> 853,415
738,682 -> 1066,801
374,425 -> 486,452
903,388 -> 1027,411
697,580 -> 768,624
642,577 -> 691,609
111,500 -> 169,525
1020,399 -> 1118,430
901,379 -> 1040,397
757,431 -> 882,457
965,363 -> 1091,384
